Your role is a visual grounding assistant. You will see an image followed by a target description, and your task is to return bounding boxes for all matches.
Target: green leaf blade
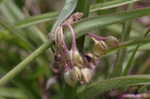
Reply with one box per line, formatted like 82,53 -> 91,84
66,7 -> 150,41
49,0 -> 78,39
90,0 -> 141,12
78,75 -> 150,99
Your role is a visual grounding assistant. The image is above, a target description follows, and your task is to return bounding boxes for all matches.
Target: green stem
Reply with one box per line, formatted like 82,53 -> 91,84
138,59 -> 150,74
78,75 -> 150,99
76,0 -> 90,52
122,45 -> 140,75
0,41 -> 50,86
123,29 -> 150,75
63,84 -> 78,99
99,37 -> 150,61
112,4 -> 133,77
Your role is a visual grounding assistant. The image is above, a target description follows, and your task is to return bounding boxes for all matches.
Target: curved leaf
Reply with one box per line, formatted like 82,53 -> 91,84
0,87 -> 27,98
78,75 -> 150,98
90,0 -> 140,12
122,29 -> 150,75
16,12 -> 58,29
0,41 -> 50,86
49,0 -> 78,41
65,8 -> 150,42
0,19 -> 33,50
106,37 -> 150,54
76,0 -> 90,16
12,0 -> 140,29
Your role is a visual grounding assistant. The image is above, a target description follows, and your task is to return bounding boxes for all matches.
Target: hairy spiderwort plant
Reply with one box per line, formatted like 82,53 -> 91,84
0,0 -> 150,99
50,11 -> 121,88
52,12 -> 97,87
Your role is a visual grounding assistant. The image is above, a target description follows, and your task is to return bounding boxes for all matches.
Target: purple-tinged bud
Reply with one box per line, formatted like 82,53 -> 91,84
64,67 -> 82,87
92,38 -> 108,56
69,50 -> 84,68
64,69 -> 77,87
71,67 -> 82,81
81,68 -> 94,83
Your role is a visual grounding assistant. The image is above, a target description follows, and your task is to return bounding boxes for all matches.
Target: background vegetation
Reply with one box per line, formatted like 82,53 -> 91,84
0,0 -> 150,99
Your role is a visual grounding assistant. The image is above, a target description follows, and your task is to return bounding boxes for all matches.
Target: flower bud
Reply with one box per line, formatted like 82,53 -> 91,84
71,67 -> 82,81
69,50 -> 84,68
64,70 -> 77,87
64,67 -> 82,87
81,68 -> 94,83
92,38 -> 108,56
105,36 -> 119,48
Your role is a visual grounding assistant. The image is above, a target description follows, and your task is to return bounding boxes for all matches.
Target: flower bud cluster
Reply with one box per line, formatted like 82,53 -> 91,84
52,12 -> 119,87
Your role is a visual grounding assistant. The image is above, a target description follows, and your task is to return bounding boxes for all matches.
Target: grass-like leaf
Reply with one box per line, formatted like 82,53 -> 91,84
78,75 -> 150,98
0,19 -> 33,50
0,41 -> 50,86
0,87 -> 27,98
122,29 -> 150,75
49,0 -> 78,38
66,7 -> 150,42
15,12 -> 57,29
90,0 -> 140,12
11,0 -> 141,29
105,37 -> 150,55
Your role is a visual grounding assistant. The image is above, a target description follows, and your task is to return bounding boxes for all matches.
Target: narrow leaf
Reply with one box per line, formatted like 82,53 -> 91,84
0,41 -> 50,86
49,0 -> 78,41
90,0 -> 140,12
11,0 -> 141,29
112,4 -> 133,77
78,75 -> 150,98
15,12 -> 58,28
105,37 -> 150,55
122,29 -> 150,75
66,7 -> 150,42
75,0 -> 90,52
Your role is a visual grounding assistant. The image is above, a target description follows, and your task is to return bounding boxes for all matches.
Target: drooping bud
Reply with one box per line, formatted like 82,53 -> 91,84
66,20 -> 84,68
64,69 -> 77,87
71,67 -> 82,81
92,38 -> 108,56
64,67 -> 82,87
105,36 -> 119,48
69,49 -> 84,68
81,68 -> 94,83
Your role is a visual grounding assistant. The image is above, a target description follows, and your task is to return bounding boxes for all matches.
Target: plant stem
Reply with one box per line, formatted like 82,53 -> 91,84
105,37 -> 150,55
78,75 -> 150,99
63,84 -> 78,99
76,0 -> 90,52
122,29 -> 150,75
112,4 -> 133,77
0,41 -> 50,86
